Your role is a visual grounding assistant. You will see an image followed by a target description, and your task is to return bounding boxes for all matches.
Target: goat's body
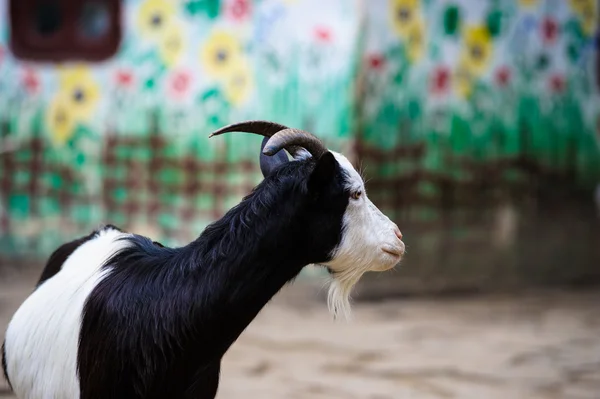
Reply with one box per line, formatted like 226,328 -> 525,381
3,226 -> 130,398
2,127 -> 405,398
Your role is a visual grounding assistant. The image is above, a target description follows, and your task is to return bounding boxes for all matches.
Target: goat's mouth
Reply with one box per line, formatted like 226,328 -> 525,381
381,247 -> 403,259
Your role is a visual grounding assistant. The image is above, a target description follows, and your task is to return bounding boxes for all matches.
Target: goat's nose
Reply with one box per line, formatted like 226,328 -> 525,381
394,226 -> 403,241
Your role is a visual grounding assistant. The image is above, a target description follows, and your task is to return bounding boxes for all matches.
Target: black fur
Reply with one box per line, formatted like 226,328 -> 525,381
1,341 -> 9,390
77,153 -> 350,399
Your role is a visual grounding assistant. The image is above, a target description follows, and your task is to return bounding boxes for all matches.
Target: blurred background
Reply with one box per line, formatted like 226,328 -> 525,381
0,0 -> 599,398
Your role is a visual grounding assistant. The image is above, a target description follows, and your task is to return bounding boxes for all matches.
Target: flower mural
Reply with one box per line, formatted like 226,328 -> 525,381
405,16 -> 425,62
46,95 -> 76,145
158,23 -> 185,67
223,61 -> 253,106
569,0 -> 598,36
460,25 -> 493,76
57,67 -> 100,121
200,30 -> 243,79
137,0 -> 176,41
390,0 -> 421,37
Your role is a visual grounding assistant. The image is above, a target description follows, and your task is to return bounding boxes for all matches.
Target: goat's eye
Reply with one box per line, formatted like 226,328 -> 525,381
351,190 -> 362,200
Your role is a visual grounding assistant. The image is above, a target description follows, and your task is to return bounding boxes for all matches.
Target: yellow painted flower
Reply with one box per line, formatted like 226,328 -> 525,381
200,30 -> 243,79
405,17 -> 425,63
570,0 -> 595,15
136,0 -> 176,41
571,0 -> 598,35
518,0 -> 538,8
390,0 -> 421,37
46,94 -> 76,145
454,62 -> 473,98
58,66 -> 100,121
460,25 -> 493,77
223,61 -> 253,106
158,23 -> 185,67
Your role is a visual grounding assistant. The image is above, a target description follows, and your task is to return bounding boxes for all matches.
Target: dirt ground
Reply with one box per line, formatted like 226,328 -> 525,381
1,266 -> 599,399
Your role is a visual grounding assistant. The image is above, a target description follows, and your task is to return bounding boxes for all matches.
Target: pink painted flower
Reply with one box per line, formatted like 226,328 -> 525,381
168,70 -> 192,99
22,68 -> 40,94
115,70 -> 134,88
367,54 -> 385,70
541,17 -> 559,44
228,0 -> 251,21
430,66 -> 451,95
495,66 -> 511,87
549,73 -> 565,93
314,26 -> 333,43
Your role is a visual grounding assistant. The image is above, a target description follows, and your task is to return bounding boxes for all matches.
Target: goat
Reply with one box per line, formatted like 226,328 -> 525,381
2,121 -> 405,399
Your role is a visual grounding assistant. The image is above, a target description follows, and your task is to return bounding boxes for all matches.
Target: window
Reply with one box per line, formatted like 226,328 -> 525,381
9,0 -> 121,62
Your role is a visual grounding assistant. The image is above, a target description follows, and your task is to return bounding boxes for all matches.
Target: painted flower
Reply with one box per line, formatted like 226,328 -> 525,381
227,0 -> 251,21
314,26 -> 333,43
518,0 -> 538,8
200,30 -> 242,79
223,61 -> 253,106
495,66 -> 511,87
405,16 -> 425,62
549,73 -> 566,93
453,62 -> 473,98
460,25 -> 493,76
136,0 -> 176,41
570,0 -> 598,35
390,0 -> 421,37
22,68 -> 40,94
167,70 -> 192,99
46,94 -> 76,145
541,17 -> 559,44
430,66 -> 450,95
367,54 -> 385,70
58,66 -> 100,121
115,70 -> 134,88
0,45 -> 4,65
158,23 -> 185,67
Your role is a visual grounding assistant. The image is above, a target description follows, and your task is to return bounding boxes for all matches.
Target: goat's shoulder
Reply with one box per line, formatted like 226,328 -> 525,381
36,224 -> 125,287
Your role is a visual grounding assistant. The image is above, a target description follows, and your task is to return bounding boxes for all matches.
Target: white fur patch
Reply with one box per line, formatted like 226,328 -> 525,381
4,227 -> 130,399
324,152 -> 405,320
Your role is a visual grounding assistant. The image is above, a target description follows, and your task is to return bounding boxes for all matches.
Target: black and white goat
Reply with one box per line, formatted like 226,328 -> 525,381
2,121 -> 404,399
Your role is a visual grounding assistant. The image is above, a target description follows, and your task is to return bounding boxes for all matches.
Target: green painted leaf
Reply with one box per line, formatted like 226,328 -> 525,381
443,5 -> 461,36
486,9 -> 502,38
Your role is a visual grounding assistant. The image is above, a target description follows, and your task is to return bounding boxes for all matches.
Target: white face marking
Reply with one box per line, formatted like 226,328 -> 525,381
323,151 -> 405,320
4,227 -> 130,399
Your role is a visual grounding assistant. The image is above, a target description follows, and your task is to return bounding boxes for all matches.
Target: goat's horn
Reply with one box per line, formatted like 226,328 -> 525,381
208,120 -> 309,158
208,120 -> 289,138
263,128 -> 327,159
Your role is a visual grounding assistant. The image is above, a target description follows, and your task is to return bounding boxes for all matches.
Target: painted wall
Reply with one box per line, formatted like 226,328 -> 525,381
0,0 -> 598,261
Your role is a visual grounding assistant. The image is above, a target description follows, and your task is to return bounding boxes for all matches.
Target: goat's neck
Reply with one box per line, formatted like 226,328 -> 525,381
187,202 -> 309,358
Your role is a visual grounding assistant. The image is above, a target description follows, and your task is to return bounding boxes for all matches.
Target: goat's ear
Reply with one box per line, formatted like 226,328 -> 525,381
308,151 -> 336,193
260,136 -> 289,177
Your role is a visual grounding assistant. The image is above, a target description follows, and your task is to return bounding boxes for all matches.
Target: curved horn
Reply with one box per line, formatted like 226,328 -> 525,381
208,120 -> 289,138
208,120 -> 308,158
263,128 -> 327,159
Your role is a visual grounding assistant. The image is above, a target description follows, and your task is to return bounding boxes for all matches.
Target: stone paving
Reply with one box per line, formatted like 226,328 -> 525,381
1,266 -> 599,399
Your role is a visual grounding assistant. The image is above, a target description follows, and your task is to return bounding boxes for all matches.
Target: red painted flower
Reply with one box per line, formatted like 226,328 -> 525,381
367,54 -> 385,70
430,66 -> 450,95
115,70 -> 134,88
314,26 -> 333,43
495,66 -> 511,87
541,17 -> 558,44
549,74 -> 565,93
168,70 -> 192,99
22,68 -> 40,94
228,0 -> 250,21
